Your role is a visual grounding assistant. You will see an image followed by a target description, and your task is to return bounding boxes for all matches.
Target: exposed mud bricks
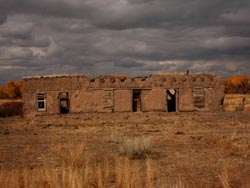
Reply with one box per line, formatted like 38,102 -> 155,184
244,95 -> 250,112
223,94 -> 244,112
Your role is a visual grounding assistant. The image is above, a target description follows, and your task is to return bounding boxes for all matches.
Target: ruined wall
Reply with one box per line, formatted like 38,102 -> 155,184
22,76 -> 88,116
70,89 -> 104,113
178,88 -> 194,111
22,73 -> 224,116
223,94 -> 250,112
142,88 -> 166,112
45,91 -> 58,114
150,74 -> 224,112
203,77 -> 224,112
114,90 -> 132,112
244,95 -> 250,112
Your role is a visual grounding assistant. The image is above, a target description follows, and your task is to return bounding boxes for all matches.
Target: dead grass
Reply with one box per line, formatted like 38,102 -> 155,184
1,112 -> 250,187
120,137 -> 152,159
218,165 -> 230,188
0,142 -> 155,188
107,131 -> 124,144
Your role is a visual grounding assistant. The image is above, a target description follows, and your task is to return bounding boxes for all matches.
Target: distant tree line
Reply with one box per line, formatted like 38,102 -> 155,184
0,80 -> 22,99
224,76 -> 250,94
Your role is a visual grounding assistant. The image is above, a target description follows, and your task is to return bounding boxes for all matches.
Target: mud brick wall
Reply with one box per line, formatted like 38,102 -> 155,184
224,94 -> 250,112
204,76 -> 225,112
178,88 -> 194,111
114,90 -> 132,112
22,74 -> 224,116
223,94 -> 245,112
142,89 -> 166,112
23,76 -> 88,116
71,89 -> 104,113
244,95 -> 250,112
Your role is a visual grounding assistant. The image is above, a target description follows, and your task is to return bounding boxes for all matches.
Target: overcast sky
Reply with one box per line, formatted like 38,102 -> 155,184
0,0 -> 250,84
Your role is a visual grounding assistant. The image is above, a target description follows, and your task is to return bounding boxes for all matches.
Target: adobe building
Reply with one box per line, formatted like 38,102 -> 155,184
22,73 -> 224,116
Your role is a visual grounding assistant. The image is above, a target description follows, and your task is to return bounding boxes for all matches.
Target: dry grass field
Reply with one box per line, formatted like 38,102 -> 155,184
1,112 -> 250,187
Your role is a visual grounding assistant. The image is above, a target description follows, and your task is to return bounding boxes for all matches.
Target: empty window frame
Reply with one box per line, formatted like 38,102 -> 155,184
132,90 -> 142,112
59,92 -> 70,114
193,87 -> 205,108
37,92 -> 46,111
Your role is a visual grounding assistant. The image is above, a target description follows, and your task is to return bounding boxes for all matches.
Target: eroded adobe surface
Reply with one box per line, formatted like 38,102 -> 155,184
22,73 -> 224,116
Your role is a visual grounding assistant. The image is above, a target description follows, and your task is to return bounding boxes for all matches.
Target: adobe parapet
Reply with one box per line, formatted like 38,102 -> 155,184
23,73 -> 223,90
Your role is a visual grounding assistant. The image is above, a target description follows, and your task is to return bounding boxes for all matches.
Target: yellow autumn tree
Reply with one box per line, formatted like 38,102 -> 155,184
0,86 -> 8,98
0,80 -> 23,99
15,80 -> 23,98
4,80 -> 17,98
224,75 -> 249,94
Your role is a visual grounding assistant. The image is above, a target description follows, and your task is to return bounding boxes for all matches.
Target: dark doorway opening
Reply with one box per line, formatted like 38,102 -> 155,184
59,92 -> 70,114
133,90 -> 141,112
167,89 -> 176,112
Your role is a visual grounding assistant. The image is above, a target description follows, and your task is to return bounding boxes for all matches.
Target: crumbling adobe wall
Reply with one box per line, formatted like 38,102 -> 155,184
244,95 -> 250,112
223,94 -> 245,112
223,94 -> 250,112
70,89 -> 104,113
142,88 -> 166,112
22,76 -> 88,116
203,76 -> 224,111
88,76 -> 152,89
22,73 -> 225,116
150,74 -> 224,112
44,91 -> 58,114
178,88 -> 194,111
114,90 -> 132,112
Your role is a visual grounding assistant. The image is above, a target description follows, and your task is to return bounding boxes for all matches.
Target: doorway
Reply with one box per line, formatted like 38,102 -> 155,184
59,92 -> 69,114
132,90 -> 141,112
167,89 -> 176,112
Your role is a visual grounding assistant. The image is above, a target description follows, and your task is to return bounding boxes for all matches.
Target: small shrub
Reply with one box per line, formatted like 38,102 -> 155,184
120,137 -> 152,160
107,131 -> 124,144
0,102 -> 23,117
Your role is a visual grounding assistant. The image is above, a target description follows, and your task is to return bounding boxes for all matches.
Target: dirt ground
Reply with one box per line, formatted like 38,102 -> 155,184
1,112 -> 250,188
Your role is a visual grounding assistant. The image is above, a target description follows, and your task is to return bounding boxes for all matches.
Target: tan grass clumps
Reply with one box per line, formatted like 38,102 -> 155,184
120,137 -> 152,160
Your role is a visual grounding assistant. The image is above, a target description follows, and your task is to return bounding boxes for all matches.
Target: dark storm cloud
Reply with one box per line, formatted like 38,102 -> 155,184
92,0 -> 250,30
127,0 -> 155,4
0,0 -> 94,19
0,14 -> 7,25
114,58 -> 145,68
0,0 -> 250,84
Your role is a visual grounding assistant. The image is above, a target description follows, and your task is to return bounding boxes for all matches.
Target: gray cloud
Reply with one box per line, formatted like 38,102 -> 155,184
114,58 -> 145,68
0,0 -> 250,84
0,14 -> 7,25
127,0 -> 155,4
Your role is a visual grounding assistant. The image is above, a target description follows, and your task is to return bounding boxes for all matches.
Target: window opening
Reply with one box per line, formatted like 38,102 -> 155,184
132,90 -> 141,112
193,88 -> 205,108
59,92 -> 70,114
167,89 -> 176,112
37,92 -> 46,111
